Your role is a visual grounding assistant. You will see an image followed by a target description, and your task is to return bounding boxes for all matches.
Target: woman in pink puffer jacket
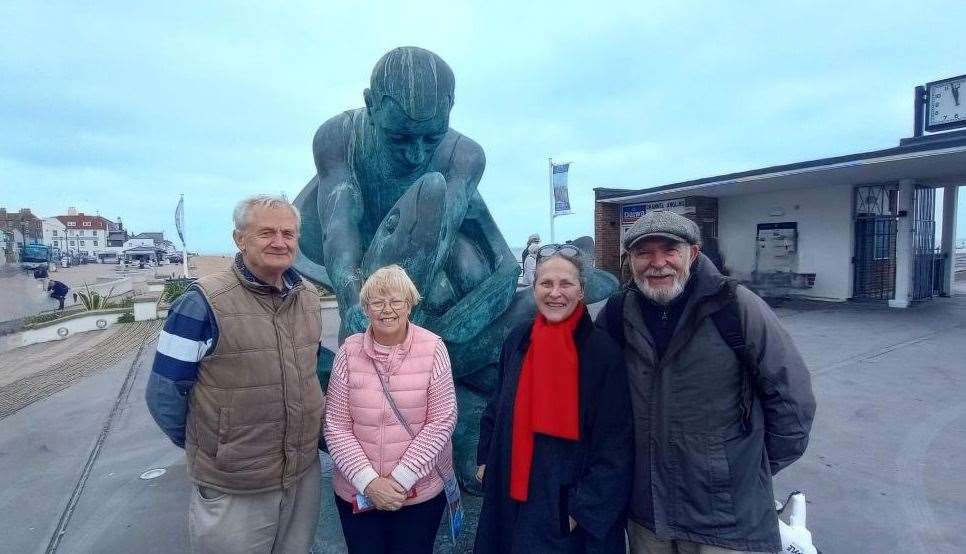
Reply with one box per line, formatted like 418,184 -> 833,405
324,264 -> 457,554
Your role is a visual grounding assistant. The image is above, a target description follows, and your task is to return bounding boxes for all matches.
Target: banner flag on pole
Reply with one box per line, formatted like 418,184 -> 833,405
551,162 -> 572,215
175,195 -> 186,246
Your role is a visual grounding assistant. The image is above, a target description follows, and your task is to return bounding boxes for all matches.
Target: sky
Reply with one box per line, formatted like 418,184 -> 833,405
2,0 -> 965,254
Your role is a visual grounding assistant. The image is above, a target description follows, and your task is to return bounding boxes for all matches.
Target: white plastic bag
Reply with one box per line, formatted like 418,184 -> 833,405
776,491 -> 820,554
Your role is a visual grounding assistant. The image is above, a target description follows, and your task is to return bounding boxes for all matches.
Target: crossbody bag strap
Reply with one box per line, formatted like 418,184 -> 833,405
376,371 -> 451,484
709,282 -> 760,434
376,371 -> 416,438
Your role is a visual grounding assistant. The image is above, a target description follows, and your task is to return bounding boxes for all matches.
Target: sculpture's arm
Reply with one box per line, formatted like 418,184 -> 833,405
422,136 -> 521,343
440,134 -> 485,234
444,134 -> 516,272
313,122 -> 365,325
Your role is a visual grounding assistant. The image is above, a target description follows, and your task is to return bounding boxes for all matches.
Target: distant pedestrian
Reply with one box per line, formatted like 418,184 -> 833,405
598,210 -> 816,553
521,233 -> 540,267
145,194 -> 326,553
520,234 -> 540,286
47,280 -> 68,310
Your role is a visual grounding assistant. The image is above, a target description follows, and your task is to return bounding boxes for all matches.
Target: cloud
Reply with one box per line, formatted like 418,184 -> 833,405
2,0 -> 965,254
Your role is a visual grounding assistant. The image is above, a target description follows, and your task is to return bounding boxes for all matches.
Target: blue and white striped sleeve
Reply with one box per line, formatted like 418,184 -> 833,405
145,289 -> 217,448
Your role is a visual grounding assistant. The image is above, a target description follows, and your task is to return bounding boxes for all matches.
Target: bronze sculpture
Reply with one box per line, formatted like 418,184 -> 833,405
294,47 -> 617,489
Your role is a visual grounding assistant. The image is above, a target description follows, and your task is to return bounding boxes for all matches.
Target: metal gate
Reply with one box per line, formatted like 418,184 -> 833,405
853,185 -> 898,300
911,186 -> 940,300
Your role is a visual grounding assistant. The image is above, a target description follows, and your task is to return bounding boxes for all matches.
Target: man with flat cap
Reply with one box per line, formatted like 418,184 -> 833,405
598,210 -> 816,553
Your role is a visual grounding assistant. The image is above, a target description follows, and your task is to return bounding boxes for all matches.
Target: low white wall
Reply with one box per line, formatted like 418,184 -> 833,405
20,308 -> 130,347
718,184 -> 853,301
134,294 -> 161,321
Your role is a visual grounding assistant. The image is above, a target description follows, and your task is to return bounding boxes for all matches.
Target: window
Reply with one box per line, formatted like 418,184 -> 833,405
69,241 -> 75,246
93,240 -> 98,246
67,221 -> 76,227
52,230 -> 58,236
80,241 -> 85,246
83,221 -> 91,227
53,241 -> 59,247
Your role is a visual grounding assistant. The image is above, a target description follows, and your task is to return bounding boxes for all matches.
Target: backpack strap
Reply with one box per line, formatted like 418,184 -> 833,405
709,282 -> 760,434
603,287 -> 629,347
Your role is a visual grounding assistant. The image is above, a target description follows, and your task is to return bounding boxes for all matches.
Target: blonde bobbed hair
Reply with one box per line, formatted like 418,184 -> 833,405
359,265 -> 423,307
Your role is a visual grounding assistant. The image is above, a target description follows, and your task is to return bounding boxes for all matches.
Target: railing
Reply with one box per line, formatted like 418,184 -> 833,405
932,253 -> 947,297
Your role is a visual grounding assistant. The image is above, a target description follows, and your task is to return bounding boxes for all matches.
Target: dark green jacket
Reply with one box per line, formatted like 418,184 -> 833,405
598,255 -> 815,552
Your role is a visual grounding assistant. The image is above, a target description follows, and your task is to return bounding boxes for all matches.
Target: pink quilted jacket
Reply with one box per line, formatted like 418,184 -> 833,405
324,322 -> 456,506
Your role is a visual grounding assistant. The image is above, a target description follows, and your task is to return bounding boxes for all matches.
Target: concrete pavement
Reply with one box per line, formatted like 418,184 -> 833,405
1,291 -> 965,553
0,262 -> 159,328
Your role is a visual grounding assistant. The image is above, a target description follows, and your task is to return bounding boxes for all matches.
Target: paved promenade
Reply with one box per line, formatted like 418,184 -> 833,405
0,263 -> 162,327
0,283 -> 964,553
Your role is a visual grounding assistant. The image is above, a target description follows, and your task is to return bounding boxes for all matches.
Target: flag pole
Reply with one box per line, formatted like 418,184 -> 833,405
548,158 -> 556,243
179,194 -> 190,278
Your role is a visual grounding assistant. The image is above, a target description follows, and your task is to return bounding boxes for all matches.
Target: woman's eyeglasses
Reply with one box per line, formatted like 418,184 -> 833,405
536,243 -> 581,260
368,299 -> 408,311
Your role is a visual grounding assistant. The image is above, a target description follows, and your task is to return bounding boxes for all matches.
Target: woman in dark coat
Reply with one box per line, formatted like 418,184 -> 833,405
475,245 -> 633,554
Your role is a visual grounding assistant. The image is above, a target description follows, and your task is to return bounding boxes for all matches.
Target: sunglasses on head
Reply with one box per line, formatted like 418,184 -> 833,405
536,243 -> 581,261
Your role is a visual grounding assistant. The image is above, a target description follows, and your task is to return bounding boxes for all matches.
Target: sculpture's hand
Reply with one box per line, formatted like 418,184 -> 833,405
343,303 -> 368,335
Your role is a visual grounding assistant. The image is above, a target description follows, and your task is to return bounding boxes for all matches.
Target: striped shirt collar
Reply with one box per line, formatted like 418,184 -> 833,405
233,253 -> 301,296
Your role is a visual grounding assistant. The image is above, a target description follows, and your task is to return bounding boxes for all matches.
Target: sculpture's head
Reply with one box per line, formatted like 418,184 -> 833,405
364,47 -> 455,177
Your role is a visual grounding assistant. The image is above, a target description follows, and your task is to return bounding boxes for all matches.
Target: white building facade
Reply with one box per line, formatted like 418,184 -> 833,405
595,134 -> 963,307
41,217 -> 67,252
55,208 -> 117,258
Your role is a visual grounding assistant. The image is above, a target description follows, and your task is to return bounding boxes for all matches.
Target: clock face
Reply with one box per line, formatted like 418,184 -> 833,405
926,75 -> 966,131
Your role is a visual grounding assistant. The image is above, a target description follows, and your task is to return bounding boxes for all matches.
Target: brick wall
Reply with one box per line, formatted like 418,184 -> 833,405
594,202 -> 621,276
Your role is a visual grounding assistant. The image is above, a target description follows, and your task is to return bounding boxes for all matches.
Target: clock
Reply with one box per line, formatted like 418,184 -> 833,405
925,74 -> 966,132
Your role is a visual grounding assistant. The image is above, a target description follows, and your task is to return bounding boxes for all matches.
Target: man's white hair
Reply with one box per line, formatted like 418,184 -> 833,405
233,194 -> 301,233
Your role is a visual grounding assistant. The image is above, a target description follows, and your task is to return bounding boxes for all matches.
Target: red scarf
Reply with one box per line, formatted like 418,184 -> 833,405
510,304 -> 584,501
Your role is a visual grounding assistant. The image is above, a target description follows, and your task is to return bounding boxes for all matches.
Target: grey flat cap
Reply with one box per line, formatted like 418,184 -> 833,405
623,210 -> 701,250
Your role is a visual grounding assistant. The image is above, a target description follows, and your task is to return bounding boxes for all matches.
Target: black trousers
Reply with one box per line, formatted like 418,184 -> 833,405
335,492 -> 446,554
51,294 -> 65,310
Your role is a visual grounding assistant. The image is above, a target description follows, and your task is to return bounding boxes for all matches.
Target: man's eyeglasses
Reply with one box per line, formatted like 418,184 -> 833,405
368,299 -> 408,311
536,243 -> 581,260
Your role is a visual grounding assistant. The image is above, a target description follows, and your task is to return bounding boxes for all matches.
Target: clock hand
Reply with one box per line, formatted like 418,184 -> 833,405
952,83 -> 961,107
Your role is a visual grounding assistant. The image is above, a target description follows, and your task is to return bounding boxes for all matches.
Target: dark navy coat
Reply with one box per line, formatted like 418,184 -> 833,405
474,312 -> 633,554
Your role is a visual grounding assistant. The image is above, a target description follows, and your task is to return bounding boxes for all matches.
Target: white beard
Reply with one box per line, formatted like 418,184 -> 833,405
634,255 -> 692,305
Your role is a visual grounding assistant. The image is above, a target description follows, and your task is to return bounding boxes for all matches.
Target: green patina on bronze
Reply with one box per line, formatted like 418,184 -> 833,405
294,47 -> 617,490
